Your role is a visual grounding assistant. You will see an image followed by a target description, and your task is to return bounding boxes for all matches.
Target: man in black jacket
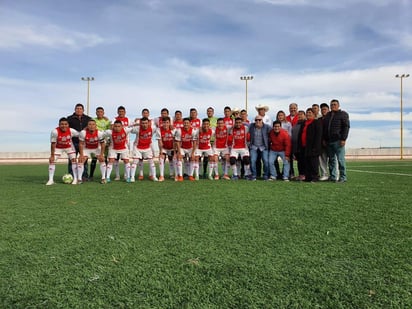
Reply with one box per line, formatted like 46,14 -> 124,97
67,103 -> 92,179
322,99 -> 350,182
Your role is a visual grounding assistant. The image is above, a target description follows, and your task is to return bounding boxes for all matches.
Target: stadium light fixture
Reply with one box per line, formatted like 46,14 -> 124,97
240,75 -> 253,112
81,77 -> 95,115
395,74 -> 409,160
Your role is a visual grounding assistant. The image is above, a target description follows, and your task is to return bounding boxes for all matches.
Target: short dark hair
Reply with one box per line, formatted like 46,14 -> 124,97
273,120 -> 281,127
161,108 -> 169,113
190,108 -> 197,113
202,118 -> 210,123
330,99 -> 339,104
117,106 -> 126,111
114,120 -> 122,125
96,106 -> 104,111
140,117 -> 149,122
75,103 -> 84,109
183,117 -> 191,122
59,117 -> 68,123
320,103 -> 329,109
162,116 -> 171,122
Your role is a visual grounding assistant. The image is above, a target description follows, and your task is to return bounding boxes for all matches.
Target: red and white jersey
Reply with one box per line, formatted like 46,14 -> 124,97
50,128 -> 79,149
155,116 -> 174,128
156,127 -> 177,150
105,127 -> 133,151
132,126 -> 153,150
190,118 -> 201,130
223,117 -> 234,131
177,127 -> 197,150
196,128 -> 214,150
173,120 -> 184,130
112,116 -> 129,127
231,125 -> 249,149
214,126 -> 229,149
79,129 -> 105,149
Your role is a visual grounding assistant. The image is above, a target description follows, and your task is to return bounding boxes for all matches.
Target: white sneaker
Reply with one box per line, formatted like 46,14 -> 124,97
152,177 -> 159,182
114,176 -> 121,181
319,176 -> 329,181
46,180 -> 54,186
130,177 -> 135,183
72,179 -> 78,185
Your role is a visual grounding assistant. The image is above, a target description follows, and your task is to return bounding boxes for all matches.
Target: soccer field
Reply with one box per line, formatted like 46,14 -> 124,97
1,161 -> 411,308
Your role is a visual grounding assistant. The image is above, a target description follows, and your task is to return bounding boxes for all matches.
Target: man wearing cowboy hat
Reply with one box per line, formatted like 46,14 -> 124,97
254,104 -> 272,178
255,104 -> 272,126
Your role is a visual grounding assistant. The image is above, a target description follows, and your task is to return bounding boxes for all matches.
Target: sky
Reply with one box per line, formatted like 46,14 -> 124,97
1,0 -> 412,152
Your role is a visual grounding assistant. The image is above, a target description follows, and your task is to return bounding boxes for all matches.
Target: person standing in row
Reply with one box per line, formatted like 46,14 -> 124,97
67,103 -> 91,179
322,99 -> 350,183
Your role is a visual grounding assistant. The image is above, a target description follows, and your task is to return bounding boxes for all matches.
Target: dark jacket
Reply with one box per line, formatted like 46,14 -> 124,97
298,119 -> 322,157
248,123 -> 271,149
322,110 -> 350,143
67,113 -> 92,144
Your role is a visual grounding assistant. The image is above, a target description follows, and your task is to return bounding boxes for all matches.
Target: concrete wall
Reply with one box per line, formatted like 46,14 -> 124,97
0,148 -> 411,163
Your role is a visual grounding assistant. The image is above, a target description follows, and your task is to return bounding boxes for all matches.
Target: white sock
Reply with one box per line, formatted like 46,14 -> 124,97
106,164 -> 113,179
100,163 -> 106,179
48,164 -> 55,181
77,163 -> 84,181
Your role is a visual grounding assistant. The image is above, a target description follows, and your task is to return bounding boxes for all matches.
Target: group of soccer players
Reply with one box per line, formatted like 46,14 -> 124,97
47,100 -> 349,185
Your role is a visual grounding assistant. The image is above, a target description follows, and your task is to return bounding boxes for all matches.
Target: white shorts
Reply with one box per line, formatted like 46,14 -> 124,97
160,149 -> 174,157
230,148 -> 249,158
108,148 -> 129,160
54,147 -> 77,161
132,147 -> 154,160
82,148 -> 102,158
195,148 -> 214,157
214,147 -> 230,157
179,148 -> 193,158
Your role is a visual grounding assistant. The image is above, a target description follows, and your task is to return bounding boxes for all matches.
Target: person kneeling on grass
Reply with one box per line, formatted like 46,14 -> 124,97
46,117 -> 79,185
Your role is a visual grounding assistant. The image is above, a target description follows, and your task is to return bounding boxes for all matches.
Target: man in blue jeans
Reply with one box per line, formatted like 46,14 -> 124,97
248,115 -> 271,180
322,99 -> 350,182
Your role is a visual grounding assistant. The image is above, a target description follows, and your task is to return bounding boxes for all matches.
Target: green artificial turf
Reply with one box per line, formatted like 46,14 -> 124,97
0,161 -> 411,308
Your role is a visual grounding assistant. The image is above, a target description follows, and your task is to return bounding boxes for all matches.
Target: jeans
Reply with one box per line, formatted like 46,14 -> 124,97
269,150 -> 290,179
250,148 -> 269,178
327,141 -> 346,181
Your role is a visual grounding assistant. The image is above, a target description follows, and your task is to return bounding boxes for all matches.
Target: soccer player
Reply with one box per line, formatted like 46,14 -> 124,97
78,119 -> 107,184
177,117 -> 197,179
112,106 -> 130,181
213,118 -> 231,180
189,108 -> 201,130
90,106 -> 111,179
130,117 -> 158,182
155,108 -> 174,128
229,117 -> 251,180
156,116 -> 177,181
173,110 -> 184,130
104,120 -> 133,183
223,106 -> 234,131
192,118 -> 215,180
46,117 -> 79,185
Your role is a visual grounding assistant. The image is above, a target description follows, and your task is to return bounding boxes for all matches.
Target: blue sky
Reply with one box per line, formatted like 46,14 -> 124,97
1,0 -> 411,151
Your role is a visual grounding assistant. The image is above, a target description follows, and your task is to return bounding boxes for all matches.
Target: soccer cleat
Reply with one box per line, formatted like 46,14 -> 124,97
114,176 -> 121,181
231,175 -> 239,181
126,178 -> 131,183
72,179 -> 78,185
100,179 -> 106,184
189,176 -> 195,181
106,177 -> 111,183
195,175 -> 199,181
222,174 -> 230,180
283,178 -> 290,182
269,176 -> 277,181
169,174 -> 175,179
138,175 -> 144,180
46,180 -> 54,186
130,177 -> 135,183
247,175 -> 257,181
159,176 -> 165,182
178,176 -> 184,182
152,177 -> 159,182
77,180 -> 83,185
319,176 -> 329,181
214,175 -> 220,180
208,175 -> 214,180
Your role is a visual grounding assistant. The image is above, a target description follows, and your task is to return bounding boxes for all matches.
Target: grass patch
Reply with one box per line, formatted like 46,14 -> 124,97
1,161 -> 411,308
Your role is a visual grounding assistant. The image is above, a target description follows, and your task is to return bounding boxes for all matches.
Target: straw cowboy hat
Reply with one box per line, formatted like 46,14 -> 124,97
232,107 -> 241,114
255,104 -> 269,112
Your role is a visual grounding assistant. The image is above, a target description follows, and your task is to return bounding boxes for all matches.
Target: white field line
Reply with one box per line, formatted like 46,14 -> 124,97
351,164 -> 412,168
348,169 -> 412,177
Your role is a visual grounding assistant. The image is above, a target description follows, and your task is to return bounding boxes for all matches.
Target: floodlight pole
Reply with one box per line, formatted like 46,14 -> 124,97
240,76 -> 253,112
81,77 -> 95,115
395,74 -> 409,160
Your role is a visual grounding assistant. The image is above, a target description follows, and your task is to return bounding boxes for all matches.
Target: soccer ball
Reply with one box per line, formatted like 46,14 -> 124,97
62,174 -> 74,184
